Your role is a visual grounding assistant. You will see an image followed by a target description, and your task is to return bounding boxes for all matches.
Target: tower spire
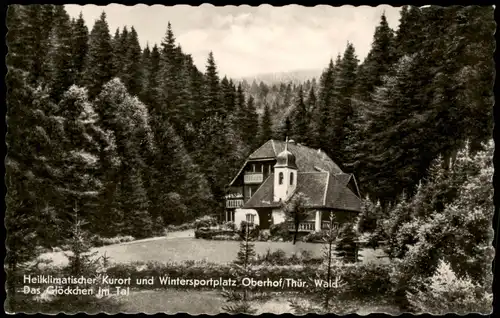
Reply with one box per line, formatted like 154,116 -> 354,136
285,136 -> 289,152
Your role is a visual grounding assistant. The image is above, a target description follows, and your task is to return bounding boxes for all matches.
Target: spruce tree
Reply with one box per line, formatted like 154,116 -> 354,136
356,13 -> 396,100
275,116 -> 292,141
82,12 -> 114,98
204,51 -> 223,117
233,83 -> 247,134
222,222 -> 257,314
55,86 -> 105,221
312,58 -> 336,150
331,43 -> 359,166
140,44 -> 151,100
258,103 -> 273,144
111,28 -> 122,77
122,27 -> 143,97
143,44 -> 161,118
65,203 -> 99,276
121,169 -> 153,239
394,6 -> 425,59
335,223 -> 360,263
291,85 -> 309,144
243,95 -> 259,148
25,5 -> 57,85
71,12 -> 89,85
47,5 -> 74,101
221,76 -> 236,116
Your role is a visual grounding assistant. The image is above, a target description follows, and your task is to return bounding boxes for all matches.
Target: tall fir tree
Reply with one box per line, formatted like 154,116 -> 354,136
243,95 -> 259,148
140,44 -> 151,100
290,85 -> 309,144
121,169 -> 154,239
55,86 -> 106,223
47,5 -> 74,101
312,58 -> 336,150
258,103 -> 273,144
82,12 -> 114,98
122,26 -> 144,97
330,43 -> 359,166
203,51 -> 223,117
71,12 -> 89,86
356,13 -> 396,101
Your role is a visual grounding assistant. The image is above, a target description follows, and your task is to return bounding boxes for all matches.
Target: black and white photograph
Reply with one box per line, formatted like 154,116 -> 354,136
4,3 -> 495,315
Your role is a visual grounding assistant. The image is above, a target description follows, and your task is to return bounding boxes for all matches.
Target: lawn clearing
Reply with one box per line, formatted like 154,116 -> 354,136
39,231 -> 388,266
107,290 -> 400,314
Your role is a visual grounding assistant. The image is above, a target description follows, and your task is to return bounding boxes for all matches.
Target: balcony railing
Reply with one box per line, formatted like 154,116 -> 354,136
226,199 -> 244,209
244,172 -> 263,184
321,221 -> 339,230
287,221 -> 316,232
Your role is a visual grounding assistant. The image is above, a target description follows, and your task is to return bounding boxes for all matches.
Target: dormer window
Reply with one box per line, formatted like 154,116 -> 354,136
279,172 -> 284,185
290,172 -> 294,185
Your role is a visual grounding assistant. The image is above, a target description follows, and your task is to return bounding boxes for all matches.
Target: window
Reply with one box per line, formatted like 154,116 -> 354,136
279,172 -> 284,185
226,210 -> 235,222
290,172 -> 294,185
246,213 -> 255,224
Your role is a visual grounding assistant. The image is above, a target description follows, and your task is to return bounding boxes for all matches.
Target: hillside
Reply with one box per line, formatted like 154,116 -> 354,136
237,68 -> 323,86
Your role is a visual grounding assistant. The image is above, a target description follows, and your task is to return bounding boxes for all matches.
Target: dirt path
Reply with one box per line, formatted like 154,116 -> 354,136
119,229 -> 195,246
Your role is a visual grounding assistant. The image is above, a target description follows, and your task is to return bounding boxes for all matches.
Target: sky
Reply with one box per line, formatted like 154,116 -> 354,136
65,4 -> 402,78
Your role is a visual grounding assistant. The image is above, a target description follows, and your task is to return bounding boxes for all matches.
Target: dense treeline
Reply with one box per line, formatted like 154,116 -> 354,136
6,5 -> 494,263
243,6 -> 494,210
6,5 -> 256,257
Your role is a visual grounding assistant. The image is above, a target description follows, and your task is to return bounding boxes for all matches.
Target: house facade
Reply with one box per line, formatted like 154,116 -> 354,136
224,139 -> 362,232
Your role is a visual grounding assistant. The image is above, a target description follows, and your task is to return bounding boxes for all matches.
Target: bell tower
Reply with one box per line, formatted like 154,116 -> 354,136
273,137 -> 298,202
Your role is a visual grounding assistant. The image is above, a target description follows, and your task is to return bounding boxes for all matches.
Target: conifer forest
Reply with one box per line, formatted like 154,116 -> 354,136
5,4 -> 495,315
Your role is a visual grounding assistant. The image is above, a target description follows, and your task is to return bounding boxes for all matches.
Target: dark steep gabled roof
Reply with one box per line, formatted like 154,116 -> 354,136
248,140 -> 343,174
242,175 -> 278,208
242,172 -> 361,212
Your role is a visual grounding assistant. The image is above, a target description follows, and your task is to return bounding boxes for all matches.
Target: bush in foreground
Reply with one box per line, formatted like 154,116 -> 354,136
406,260 -> 492,314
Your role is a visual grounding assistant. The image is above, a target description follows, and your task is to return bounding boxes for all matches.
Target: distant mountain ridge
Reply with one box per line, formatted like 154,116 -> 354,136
236,68 -> 323,85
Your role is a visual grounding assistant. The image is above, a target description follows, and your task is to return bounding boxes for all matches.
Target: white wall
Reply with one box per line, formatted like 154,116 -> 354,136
273,167 -> 297,202
234,208 -> 260,229
271,208 -> 286,225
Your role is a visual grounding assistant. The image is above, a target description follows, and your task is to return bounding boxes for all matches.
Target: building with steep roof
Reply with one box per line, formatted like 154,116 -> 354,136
224,138 -> 361,232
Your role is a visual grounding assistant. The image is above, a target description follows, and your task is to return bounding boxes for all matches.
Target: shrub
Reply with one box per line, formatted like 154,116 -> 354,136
166,223 -> 194,232
257,230 -> 270,241
269,223 -> 292,241
239,221 -> 259,239
221,221 -> 236,231
335,223 -> 360,263
194,215 -> 218,229
194,228 -> 235,240
339,262 -> 393,297
152,216 -> 165,236
251,249 -> 321,266
91,235 -> 135,247
406,260 -> 492,314
301,230 -> 329,243
357,199 -> 384,233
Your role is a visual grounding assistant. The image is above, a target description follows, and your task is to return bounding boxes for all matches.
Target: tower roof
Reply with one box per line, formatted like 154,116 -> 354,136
274,137 -> 298,169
